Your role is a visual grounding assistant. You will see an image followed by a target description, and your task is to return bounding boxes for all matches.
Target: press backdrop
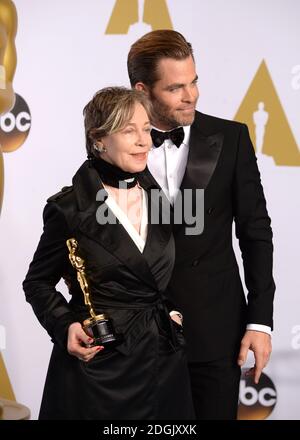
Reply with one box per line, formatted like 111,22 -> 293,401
0,0 -> 299,420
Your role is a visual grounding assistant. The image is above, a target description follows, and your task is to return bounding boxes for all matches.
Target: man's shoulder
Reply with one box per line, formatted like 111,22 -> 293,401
194,111 -> 245,133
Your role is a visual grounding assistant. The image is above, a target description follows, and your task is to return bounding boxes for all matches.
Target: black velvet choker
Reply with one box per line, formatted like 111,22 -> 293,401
92,157 -> 139,189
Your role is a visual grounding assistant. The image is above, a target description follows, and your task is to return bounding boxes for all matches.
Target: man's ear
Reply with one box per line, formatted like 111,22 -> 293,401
134,82 -> 149,96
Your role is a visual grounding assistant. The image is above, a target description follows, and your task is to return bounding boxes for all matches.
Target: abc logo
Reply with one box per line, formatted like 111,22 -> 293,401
238,370 -> 277,420
0,94 -> 31,152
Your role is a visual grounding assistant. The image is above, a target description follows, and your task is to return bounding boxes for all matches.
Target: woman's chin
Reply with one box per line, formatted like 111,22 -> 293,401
136,162 -> 147,172
126,161 -> 147,173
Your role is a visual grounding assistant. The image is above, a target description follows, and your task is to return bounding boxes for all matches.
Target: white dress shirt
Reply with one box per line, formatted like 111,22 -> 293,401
147,126 -> 271,335
147,126 -> 191,205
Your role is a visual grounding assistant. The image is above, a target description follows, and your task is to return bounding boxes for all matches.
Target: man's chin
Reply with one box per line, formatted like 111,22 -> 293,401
177,113 -> 196,126
154,110 -> 196,129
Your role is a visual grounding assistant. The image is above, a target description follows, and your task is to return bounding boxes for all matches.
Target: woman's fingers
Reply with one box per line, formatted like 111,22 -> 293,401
67,322 -> 104,361
77,345 -> 104,362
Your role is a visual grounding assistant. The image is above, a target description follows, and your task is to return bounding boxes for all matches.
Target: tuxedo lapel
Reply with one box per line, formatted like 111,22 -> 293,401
170,114 -> 224,232
180,119 -> 224,192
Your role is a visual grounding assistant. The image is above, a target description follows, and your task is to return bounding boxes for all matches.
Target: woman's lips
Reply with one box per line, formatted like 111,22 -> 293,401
131,152 -> 148,160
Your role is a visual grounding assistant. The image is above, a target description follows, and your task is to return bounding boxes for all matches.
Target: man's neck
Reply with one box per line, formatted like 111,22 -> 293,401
151,124 -> 181,132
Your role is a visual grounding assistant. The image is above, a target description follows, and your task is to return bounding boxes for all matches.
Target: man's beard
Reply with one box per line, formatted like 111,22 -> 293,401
149,92 -> 196,129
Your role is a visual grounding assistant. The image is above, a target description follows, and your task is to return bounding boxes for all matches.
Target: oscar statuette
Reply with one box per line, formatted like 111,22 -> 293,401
66,238 -> 122,347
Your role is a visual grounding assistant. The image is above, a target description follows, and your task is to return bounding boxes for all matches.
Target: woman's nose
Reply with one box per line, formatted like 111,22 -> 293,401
136,130 -> 150,146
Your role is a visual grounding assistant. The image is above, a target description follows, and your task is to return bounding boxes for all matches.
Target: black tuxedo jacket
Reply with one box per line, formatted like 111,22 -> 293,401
143,111 -> 275,362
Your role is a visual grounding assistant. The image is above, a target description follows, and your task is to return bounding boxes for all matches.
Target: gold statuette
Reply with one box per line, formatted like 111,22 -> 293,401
66,238 -> 122,347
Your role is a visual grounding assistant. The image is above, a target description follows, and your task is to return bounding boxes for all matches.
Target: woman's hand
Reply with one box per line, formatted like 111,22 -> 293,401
67,322 -> 104,362
170,312 -> 183,326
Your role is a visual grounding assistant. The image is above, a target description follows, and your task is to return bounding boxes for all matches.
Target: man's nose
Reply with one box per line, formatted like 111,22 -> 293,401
182,85 -> 198,102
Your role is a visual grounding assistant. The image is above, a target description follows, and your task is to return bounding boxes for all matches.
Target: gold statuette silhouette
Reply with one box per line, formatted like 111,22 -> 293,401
66,238 -> 122,347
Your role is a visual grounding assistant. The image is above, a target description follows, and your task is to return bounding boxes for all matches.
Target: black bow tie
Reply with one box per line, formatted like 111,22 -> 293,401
151,127 -> 184,148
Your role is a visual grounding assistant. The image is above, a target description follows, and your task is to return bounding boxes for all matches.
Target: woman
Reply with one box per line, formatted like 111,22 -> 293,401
23,87 -> 194,420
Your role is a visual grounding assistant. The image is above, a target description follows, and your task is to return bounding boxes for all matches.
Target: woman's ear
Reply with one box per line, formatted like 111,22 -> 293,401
93,140 -> 107,154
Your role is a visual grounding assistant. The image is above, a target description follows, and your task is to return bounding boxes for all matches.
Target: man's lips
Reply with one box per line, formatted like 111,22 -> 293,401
178,106 -> 195,111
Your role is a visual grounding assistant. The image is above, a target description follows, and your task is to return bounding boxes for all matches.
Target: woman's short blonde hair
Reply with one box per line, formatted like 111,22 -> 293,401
83,86 -> 152,158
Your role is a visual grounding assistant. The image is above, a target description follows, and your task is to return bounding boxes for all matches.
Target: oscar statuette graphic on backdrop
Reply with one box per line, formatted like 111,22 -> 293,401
105,0 -> 173,34
235,59 -> 300,166
0,0 -> 30,420
235,59 -> 300,420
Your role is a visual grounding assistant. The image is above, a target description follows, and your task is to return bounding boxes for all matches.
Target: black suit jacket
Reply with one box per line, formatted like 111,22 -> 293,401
143,111 -> 275,362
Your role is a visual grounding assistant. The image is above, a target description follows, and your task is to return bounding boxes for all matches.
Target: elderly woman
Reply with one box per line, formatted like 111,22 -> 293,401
23,87 -> 194,420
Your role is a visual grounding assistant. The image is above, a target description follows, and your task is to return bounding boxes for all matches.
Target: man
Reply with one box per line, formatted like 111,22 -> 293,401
127,30 -> 275,419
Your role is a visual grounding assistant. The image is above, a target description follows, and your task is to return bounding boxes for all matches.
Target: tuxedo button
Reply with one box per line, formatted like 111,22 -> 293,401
192,259 -> 200,267
207,207 -> 214,215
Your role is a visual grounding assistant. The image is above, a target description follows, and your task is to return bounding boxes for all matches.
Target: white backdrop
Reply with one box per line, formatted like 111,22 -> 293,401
0,0 -> 299,420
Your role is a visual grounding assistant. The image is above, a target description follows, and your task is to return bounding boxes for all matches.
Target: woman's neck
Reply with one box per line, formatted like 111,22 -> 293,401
92,157 -> 139,189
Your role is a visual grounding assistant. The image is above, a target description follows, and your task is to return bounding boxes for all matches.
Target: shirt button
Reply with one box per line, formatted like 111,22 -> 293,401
192,259 -> 200,267
168,144 -> 172,149
207,207 -> 214,215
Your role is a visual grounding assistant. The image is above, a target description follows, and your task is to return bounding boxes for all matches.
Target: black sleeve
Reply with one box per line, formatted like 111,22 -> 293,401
161,285 -> 183,317
23,202 -> 78,348
233,124 -> 275,329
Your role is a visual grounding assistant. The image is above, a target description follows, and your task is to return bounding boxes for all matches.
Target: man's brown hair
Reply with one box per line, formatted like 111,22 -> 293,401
127,30 -> 194,88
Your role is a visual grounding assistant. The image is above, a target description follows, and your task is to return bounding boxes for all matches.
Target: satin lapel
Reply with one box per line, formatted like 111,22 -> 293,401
179,123 -> 224,192
142,185 -> 172,271
79,211 -> 158,290
171,122 -> 224,233
73,162 -> 158,290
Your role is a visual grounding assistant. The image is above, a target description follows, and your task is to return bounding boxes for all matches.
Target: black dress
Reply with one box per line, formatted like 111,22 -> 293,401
23,160 -> 195,420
